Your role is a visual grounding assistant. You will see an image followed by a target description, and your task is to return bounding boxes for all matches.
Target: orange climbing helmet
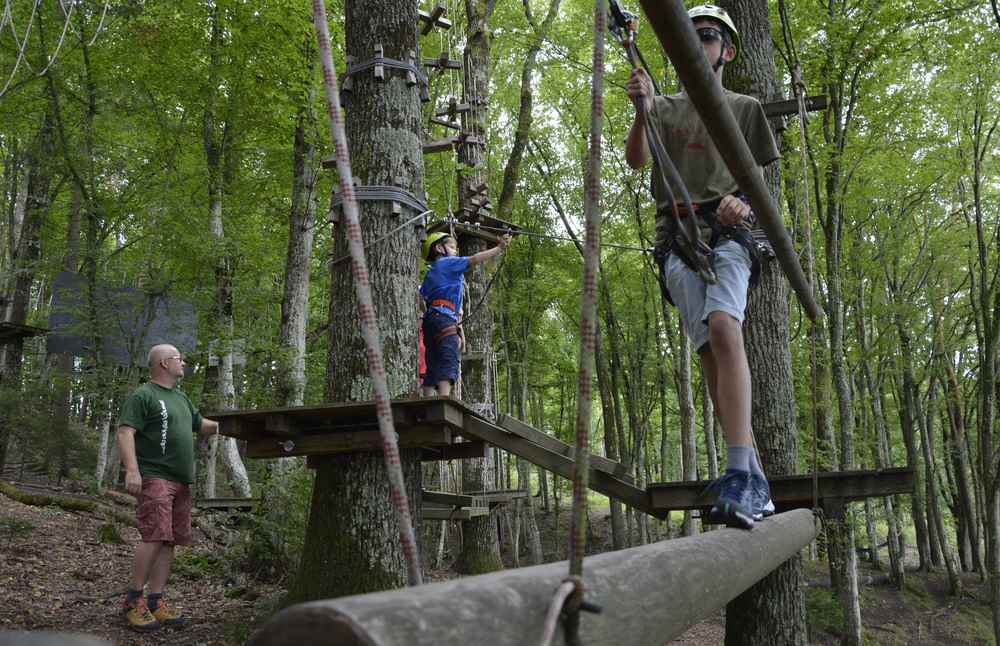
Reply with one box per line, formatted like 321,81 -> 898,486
688,4 -> 740,62
422,232 -> 452,263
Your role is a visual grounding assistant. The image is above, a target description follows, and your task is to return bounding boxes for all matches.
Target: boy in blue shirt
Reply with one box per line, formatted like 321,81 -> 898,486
420,231 -> 510,396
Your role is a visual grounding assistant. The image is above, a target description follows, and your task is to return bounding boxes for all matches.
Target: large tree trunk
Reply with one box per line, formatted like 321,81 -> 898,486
289,0 -> 426,602
721,2 -> 808,644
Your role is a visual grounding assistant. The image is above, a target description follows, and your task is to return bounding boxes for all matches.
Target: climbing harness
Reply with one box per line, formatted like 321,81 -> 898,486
310,0 -> 422,587
608,1 -> 717,286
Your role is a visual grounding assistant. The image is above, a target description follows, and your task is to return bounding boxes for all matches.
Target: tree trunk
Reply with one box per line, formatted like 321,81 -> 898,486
918,376 -> 962,594
277,45 -> 319,410
290,0 -> 426,602
0,115 -> 54,470
721,2 -> 808,643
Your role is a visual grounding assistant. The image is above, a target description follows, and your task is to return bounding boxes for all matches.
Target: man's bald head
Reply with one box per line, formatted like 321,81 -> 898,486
147,344 -> 177,369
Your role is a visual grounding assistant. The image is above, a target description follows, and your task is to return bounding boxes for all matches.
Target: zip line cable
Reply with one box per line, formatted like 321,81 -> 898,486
0,0 -> 40,99
36,0 -> 75,78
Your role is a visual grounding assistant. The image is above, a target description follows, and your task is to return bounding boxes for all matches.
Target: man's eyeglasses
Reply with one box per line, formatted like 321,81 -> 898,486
697,27 -> 725,43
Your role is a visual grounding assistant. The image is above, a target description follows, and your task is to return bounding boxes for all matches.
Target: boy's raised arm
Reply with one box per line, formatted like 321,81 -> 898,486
468,234 -> 511,267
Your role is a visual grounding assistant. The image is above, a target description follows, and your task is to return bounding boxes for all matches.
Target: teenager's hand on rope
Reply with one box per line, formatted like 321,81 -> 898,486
626,68 -> 654,110
125,470 -> 142,497
717,194 -> 751,226
496,233 -> 512,252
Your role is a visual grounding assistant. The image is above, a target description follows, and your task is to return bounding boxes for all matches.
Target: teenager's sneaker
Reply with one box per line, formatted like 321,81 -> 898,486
150,596 -> 184,627
122,596 -> 160,632
750,473 -> 775,521
705,469 -> 755,530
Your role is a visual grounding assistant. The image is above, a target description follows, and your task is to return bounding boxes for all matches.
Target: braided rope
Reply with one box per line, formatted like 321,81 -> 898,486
311,0 -> 423,587
563,2 -> 606,644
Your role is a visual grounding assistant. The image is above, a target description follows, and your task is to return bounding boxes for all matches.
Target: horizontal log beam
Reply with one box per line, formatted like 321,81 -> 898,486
762,94 -> 828,118
248,509 -> 819,646
194,497 -> 260,511
647,467 -> 915,512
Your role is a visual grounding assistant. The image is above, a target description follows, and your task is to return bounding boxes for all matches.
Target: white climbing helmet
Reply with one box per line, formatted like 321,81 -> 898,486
688,4 -> 740,62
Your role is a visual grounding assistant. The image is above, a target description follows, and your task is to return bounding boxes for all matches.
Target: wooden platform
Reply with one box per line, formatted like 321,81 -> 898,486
0,321 -> 48,342
647,467 -> 915,518
209,396 -> 659,517
207,397 -> 469,459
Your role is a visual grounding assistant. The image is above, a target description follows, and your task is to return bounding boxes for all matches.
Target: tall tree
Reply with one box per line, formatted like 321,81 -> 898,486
721,1 -> 809,644
290,0 -> 425,601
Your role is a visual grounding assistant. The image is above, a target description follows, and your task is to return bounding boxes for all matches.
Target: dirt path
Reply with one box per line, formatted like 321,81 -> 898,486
0,485 -> 278,645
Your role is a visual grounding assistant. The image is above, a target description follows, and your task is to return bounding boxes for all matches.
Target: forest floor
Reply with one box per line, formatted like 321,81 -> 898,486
0,479 -> 996,645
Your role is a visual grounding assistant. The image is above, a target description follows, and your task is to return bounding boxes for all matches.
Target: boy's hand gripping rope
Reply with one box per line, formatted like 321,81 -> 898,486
311,0 -> 422,587
608,1 -> 717,284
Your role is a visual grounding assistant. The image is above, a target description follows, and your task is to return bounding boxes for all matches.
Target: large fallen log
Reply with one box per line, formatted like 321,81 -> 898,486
249,509 -> 819,646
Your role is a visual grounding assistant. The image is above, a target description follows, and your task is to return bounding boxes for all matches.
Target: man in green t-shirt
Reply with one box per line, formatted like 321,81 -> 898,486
624,5 -> 779,530
116,343 -> 219,631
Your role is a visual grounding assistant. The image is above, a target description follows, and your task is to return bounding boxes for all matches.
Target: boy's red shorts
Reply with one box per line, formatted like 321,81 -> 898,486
136,478 -> 193,546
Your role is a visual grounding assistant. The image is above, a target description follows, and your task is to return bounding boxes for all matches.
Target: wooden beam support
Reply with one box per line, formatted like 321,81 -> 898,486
423,490 -> 475,507
246,426 -> 451,459
422,137 -> 457,154
498,415 -> 634,483
422,507 -> 489,521
647,467 -> 915,512
423,55 -> 462,70
429,117 -> 461,130
421,440 -> 488,462
248,510 -> 819,646
435,100 -> 471,117
460,417 -> 660,517
418,2 -> 452,35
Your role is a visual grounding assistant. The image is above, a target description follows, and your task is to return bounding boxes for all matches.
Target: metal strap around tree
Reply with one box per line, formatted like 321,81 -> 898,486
311,0 -> 423,587
345,56 -> 430,86
330,185 -> 430,214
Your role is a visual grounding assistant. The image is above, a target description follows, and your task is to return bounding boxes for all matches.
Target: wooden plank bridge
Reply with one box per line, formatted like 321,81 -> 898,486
209,396 -> 914,520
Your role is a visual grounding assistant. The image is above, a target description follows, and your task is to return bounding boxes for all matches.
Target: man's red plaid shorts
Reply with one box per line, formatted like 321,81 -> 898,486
136,478 -> 192,545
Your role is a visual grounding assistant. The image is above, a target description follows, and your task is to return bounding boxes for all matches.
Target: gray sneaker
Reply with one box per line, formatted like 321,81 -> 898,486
751,473 -> 774,521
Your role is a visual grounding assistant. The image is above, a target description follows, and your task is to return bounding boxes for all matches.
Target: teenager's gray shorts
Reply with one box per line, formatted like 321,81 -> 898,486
663,239 -> 751,352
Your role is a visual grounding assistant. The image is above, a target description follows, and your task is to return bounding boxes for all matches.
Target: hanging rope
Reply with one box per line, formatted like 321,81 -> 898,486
566,1 -> 606,643
311,0 -> 423,587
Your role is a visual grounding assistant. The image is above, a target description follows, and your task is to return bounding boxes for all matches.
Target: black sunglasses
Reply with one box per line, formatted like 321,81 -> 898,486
697,27 -> 725,43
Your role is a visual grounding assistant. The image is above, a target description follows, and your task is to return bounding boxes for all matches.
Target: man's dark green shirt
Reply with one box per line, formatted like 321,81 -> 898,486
118,382 -> 202,484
